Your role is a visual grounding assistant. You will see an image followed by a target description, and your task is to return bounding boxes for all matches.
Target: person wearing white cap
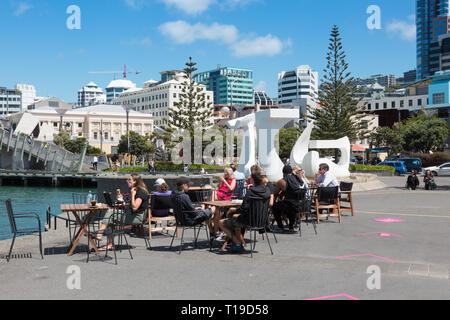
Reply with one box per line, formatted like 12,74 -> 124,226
152,178 -> 172,217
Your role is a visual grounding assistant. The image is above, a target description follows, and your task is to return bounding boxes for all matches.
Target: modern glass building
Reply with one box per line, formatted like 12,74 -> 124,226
417,0 -> 450,80
193,66 -> 254,106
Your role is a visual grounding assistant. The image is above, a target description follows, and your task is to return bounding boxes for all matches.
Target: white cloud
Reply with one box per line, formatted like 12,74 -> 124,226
158,20 -> 239,44
159,21 -> 291,58
13,2 -> 33,16
386,17 -> 416,42
161,0 -> 215,15
230,34 -> 290,58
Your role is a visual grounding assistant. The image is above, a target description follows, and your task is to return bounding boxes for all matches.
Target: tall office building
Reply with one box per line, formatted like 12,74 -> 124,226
106,79 -> 136,104
254,91 -> 275,106
417,0 -> 450,80
193,66 -> 254,106
277,65 -> 318,105
0,87 -> 22,115
77,82 -> 106,107
15,84 -> 36,111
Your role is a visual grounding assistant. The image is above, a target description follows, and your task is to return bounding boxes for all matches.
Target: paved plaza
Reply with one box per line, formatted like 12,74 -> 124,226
0,176 -> 449,300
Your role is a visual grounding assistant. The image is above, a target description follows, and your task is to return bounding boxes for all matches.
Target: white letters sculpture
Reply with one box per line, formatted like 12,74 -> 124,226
227,109 -> 351,181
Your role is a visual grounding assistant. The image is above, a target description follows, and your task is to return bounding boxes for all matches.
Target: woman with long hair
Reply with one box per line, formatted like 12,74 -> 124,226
95,174 -> 149,250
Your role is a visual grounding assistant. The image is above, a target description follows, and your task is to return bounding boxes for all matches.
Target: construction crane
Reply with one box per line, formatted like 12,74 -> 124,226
88,64 -> 141,79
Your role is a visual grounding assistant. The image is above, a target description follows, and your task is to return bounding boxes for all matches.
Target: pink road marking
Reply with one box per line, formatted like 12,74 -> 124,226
374,218 -> 405,223
336,254 -> 396,263
305,293 -> 360,300
356,232 -> 403,238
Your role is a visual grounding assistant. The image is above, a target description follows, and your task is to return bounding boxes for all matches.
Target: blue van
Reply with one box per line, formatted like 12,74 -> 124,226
398,158 -> 422,173
377,161 -> 408,175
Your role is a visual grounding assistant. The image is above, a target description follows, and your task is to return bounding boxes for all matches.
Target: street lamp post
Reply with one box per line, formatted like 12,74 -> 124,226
56,108 -> 68,132
121,103 -> 134,154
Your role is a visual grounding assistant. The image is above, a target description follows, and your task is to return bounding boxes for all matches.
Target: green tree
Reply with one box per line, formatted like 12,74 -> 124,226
370,126 -> 404,155
277,127 -> 303,160
308,25 -> 369,148
162,57 -> 214,161
118,131 -> 155,156
402,118 -> 448,153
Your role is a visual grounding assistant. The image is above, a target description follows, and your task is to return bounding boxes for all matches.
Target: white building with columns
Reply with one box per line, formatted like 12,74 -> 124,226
6,104 -> 154,154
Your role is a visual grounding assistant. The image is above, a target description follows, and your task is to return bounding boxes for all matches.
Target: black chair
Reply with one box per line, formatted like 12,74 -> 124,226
169,197 -> 211,254
339,182 -> 354,216
5,199 -> 43,262
102,205 -> 134,265
148,194 -> 176,240
232,180 -> 246,200
103,192 -> 115,208
242,196 -> 273,258
296,189 -> 317,237
313,186 -> 341,223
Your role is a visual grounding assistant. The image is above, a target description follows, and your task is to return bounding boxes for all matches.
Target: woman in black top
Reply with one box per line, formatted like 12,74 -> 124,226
95,174 -> 149,250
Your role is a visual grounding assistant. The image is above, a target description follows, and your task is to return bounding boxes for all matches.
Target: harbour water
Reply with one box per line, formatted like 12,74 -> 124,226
0,186 -> 97,241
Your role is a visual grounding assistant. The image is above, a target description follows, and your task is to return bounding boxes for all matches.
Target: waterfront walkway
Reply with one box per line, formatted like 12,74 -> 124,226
0,176 -> 449,300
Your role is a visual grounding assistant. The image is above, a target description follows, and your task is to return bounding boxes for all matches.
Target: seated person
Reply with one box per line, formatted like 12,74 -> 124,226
272,165 -> 307,233
171,177 -> 216,234
218,167 -> 271,253
95,174 -> 149,251
406,169 -> 420,190
313,163 -> 338,188
216,168 -> 237,201
151,178 -> 172,218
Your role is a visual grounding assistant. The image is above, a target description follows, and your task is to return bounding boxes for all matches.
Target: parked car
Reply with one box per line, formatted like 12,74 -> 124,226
385,155 -> 400,161
398,158 -> 422,173
377,161 -> 408,175
370,157 -> 382,165
423,162 -> 450,176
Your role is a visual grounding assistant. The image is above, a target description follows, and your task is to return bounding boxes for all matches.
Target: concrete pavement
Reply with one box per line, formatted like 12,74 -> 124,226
0,176 -> 449,300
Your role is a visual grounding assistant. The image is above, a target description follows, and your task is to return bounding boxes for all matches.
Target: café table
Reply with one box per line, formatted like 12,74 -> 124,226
60,203 -> 109,256
201,200 -> 244,251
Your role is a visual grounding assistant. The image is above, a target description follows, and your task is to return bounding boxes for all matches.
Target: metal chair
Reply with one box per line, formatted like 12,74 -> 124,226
313,187 -> 341,223
102,205 -> 134,265
5,199 -> 43,262
339,182 -> 354,216
242,196 -> 273,258
169,196 -> 211,254
296,189 -> 317,237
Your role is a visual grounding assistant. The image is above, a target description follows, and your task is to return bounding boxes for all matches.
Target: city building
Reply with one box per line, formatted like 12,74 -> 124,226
28,97 -> 72,111
278,65 -> 319,105
77,82 -> 106,107
355,74 -> 396,88
7,104 -> 154,154
15,84 -> 36,111
254,91 -> 275,106
106,79 -> 136,103
112,70 -> 214,127
0,87 -> 22,115
193,66 -> 254,106
417,0 -> 450,79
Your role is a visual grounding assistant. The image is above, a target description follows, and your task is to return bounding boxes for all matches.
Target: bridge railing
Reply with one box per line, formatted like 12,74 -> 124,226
0,127 -> 91,172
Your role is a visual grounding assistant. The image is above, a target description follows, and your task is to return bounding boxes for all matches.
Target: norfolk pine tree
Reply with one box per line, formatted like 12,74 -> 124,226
162,57 -> 214,162
308,25 -> 369,159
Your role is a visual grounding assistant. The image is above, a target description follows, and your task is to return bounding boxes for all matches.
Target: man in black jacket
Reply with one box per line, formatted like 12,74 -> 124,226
171,177 -> 216,231
218,167 -> 271,253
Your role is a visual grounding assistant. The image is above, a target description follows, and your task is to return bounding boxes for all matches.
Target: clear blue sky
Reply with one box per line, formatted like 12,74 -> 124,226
0,0 -> 416,102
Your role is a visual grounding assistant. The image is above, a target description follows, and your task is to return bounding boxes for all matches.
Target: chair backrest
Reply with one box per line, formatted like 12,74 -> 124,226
103,192 -> 114,208
246,196 -> 270,229
234,180 -> 246,200
317,186 -> 339,204
5,199 -> 17,234
151,194 -> 174,211
339,182 -> 353,192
